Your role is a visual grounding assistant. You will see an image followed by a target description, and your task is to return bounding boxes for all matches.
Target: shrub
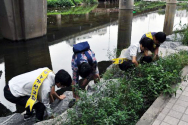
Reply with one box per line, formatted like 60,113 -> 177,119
62,51 -> 188,125
47,0 -> 97,7
174,21 -> 188,45
47,0 -> 75,7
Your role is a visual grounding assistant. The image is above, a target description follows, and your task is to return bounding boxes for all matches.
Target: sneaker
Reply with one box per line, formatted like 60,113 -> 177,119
68,99 -> 76,108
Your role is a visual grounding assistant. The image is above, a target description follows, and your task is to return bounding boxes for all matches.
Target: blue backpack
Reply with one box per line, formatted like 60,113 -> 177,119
73,41 -> 93,66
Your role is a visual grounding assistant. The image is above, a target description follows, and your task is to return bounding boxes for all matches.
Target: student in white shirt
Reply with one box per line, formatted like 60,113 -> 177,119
119,37 -> 154,71
4,67 -> 72,122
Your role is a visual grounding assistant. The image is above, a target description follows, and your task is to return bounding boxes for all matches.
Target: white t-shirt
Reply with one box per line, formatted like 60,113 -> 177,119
119,44 -> 143,61
9,67 -> 55,116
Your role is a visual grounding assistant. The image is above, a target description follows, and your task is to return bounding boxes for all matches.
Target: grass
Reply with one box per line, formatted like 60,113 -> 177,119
47,4 -> 98,15
47,0 -> 98,7
134,1 -> 166,13
173,21 -> 188,45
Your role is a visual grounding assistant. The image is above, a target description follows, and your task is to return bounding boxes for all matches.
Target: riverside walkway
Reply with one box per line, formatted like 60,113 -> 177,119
152,77 -> 188,125
137,65 -> 188,125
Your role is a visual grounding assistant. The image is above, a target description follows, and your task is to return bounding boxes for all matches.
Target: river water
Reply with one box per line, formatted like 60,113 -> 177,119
0,3 -> 188,116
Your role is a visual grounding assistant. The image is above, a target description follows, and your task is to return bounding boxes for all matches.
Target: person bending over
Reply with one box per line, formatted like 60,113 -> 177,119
118,37 -> 154,71
4,67 -> 72,122
71,42 -> 100,101
140,32 -> 166,60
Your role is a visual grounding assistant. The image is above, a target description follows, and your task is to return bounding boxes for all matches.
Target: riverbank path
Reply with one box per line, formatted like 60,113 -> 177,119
152,74 -> 188,125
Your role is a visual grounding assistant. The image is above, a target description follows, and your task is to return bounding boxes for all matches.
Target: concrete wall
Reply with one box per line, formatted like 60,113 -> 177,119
166,0 -> 177,3
119,0 -> 134,10
0,0 -> 47,41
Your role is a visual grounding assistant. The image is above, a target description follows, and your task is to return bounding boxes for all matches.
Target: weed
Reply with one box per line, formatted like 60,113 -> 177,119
61,51 -> 188,125
173,21 -> 188,45
47,0 -> 98,7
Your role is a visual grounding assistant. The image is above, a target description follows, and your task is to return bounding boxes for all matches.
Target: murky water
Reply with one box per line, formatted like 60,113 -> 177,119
0,3 -> 188,116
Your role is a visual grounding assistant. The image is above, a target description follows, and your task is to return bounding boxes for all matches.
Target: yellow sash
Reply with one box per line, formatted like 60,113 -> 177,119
146,32 -> 156,49
25,68 -> 52,111
112,58 -> 128,65
146,32 -> 153,40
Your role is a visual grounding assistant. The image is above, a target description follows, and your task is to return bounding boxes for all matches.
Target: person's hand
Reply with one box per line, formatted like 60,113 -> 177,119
59,94 -> 66,100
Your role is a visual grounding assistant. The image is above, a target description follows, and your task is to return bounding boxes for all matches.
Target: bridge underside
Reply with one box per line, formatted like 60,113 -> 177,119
0,0 -> 47,41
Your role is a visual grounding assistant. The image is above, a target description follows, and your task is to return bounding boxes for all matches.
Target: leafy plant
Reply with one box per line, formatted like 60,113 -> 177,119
47,0 -> 98,7
61,51 -> 188,125
173,21 -> 188,45
134,1 -> 166,13
47,4 -> 98,15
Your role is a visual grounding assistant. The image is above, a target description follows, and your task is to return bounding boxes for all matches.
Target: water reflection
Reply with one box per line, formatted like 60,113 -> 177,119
86,13 -> 89,21
56,14 -> 62,28
0,37 -> 52,113
47,5 -> 119,42
3,37 -> 52,82
163,4 -> 177,35
117,10 -> 133,57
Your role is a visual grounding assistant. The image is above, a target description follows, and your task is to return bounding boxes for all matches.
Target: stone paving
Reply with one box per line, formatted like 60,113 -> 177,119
152,78 -> 188,125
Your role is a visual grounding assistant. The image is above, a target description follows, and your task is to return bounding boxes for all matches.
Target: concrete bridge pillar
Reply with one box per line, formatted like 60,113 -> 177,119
119,0 -> 134,10
166,0 -> 177,4
163,4 -> 176,35
0,0 -> 47,41
117,10 -> 133,57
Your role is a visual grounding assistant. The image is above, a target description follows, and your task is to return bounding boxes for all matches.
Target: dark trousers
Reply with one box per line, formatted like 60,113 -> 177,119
4,85 -> 45,121
119,56 -> 152,71
140,56 -> 152,64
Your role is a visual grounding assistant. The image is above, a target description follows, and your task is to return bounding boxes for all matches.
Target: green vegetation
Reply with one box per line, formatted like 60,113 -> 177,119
157,9 -> 165,15
47,4 -> 98,15
62,51 -> 188,125
47,0 -> 98,7
173,21 -> 188,45
177,2 -> 188,10
134,1 -> 166,13
48,0 -> 74,7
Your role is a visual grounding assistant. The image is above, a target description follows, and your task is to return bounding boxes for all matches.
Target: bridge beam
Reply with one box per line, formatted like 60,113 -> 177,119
0,0 -> 47,41
119,0 -> 134,10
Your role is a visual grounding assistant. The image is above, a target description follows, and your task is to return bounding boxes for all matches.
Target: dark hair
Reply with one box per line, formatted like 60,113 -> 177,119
139,37 -> 154,51
55,69 -> 72,87
78,62 -> 92,78
155,32 -> 166,43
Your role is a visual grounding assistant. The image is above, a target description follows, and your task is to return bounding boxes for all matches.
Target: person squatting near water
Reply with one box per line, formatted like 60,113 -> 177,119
114,37 -> 154,71
140,32 -> 166,61
4,67 -> 72,122
71,41 -> 100,104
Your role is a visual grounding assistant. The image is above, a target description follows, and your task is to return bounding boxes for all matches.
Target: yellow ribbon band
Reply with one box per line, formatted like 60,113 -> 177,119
25,68 -> 52,111
112,58 -> 128,65
146,32 -> 153,40
146,32 -> 157,49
